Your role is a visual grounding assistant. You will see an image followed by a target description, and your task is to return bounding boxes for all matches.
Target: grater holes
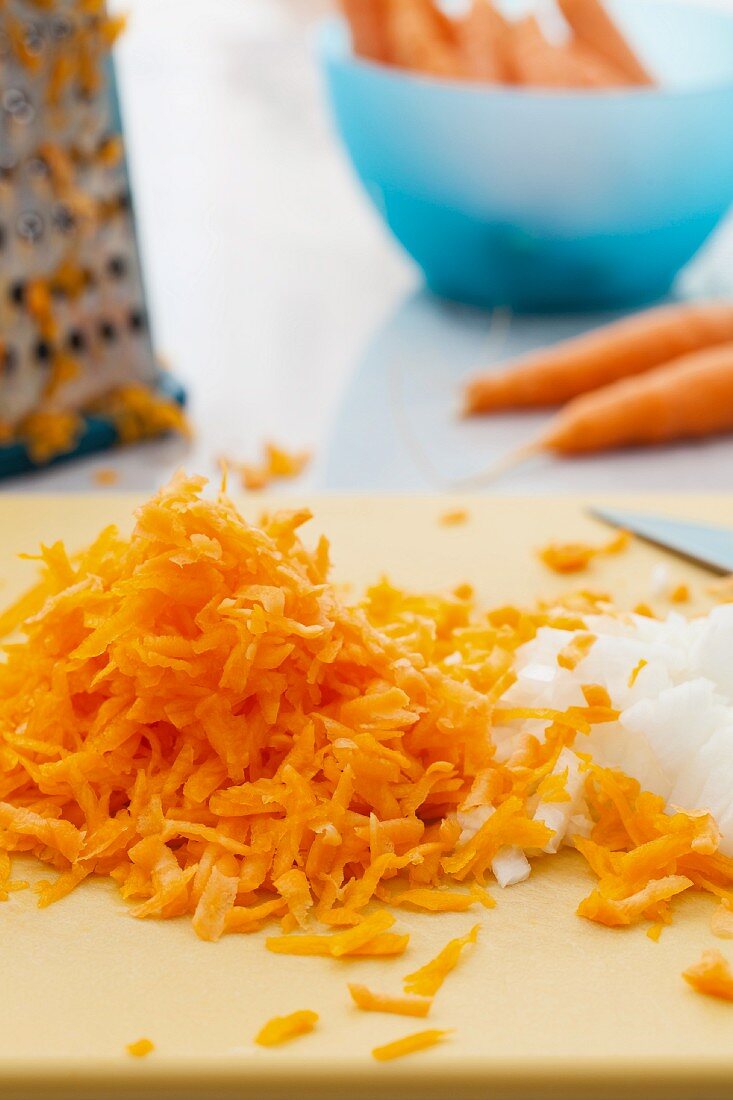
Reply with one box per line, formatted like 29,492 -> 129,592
49,15 -> 75,42
98,319 -> 118,345
66,329 -> 87,354
8,281 -> 26,307
34,339 -> 52,365
21,20 -> 45,58
16,211 -> 44,245
128,308 -> 147,334
107,255 -> 127,280
1,347 -> 18,377
51,204 -> 76,235
2,88 -> 34,124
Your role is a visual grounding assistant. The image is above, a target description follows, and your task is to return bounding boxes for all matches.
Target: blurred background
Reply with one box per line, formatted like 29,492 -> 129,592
4,0 -> 733,492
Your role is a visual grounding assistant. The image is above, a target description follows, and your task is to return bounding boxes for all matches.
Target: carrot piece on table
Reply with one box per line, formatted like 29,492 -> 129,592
457,0 -> 513,83
385,0 -> 465,79
558,0 -> 654,85
683,950 -> 733,1002
127,1038 -> 155,1058
255,1010 -> 319,1047
403,925 -> 480,996
539,344 -> 733,456
372,1028 -> 452,1062
539,532 -> 629,574
340,0 -> 390,62
463,303 -> 733,414
348,983 -> 433,1017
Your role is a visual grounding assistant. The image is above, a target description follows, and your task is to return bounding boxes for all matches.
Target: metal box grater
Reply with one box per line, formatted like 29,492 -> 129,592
0,0 -> 182,470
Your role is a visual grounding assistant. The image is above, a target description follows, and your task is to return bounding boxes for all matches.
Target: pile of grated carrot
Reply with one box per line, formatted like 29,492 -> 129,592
1,474 -> 732,1000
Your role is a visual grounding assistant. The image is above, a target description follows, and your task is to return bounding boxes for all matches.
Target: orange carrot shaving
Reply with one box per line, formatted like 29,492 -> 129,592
711,902 -> 733,940
577,874 -> 693,927
646,923 -> 663,943
670,583 -> 690,604
557,632 -> 596,670
255,1010 -> 318,1047
628,659 -> 647,688
93,468 -> 119,487
539,531 -> 630,574
439,510 -> 469,527
683,950 -> 733,1003
227,442 -> 311,492
372,1028 -> 452,1062
391,888 -> 477,912
127,1038 -> 154,1058
266,931 -> 410,958
403,925 -> 480,997
348,983 -> 432,1018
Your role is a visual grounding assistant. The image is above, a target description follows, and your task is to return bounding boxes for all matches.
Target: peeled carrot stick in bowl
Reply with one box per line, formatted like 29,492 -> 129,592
538,343 -> 733,455
385,0 -> 466,78
510,15 -> 580,88
558,0 -> 654,85
464,302 -> 733,414
457,0 -> 514,83
339,0 -> 390,62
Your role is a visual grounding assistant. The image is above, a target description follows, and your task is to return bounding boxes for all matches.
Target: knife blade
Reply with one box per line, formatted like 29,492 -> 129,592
589,507 -> 733,576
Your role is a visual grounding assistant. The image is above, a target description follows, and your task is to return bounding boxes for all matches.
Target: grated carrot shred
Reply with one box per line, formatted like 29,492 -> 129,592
628,659 -> 647,688
127,1038 -> 154,1058
348,983 -> 432,1017
403,925 -> 480,997
711,902 -> 733,940
538,531 -> 630,574
439,510 -> 469,527
372,1029 -> 452,1062
1,472 -> 732,967
683,950 -> 733,1002
255,1010 -> 318,1047
391,888 -> 478,912
670,583 -> 690,604
557,633 -> 596,671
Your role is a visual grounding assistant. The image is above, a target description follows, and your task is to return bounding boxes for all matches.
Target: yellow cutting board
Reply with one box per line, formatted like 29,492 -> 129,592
1,492 -> 732,1100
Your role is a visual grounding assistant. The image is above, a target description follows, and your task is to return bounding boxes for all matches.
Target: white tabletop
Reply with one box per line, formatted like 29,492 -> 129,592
6,0 -> 733,495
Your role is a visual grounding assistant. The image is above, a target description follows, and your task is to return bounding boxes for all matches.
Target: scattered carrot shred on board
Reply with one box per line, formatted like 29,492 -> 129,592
711,902 -> 733,940
93,468 -> 119,487
539,531 -> 630,574
683,950 -> 733,1002
255,1010 -> 318,1047
646,922 -> 663,942
226,442 -> 311,492
266,931 -> 410,958
670,583 -> 690,604
403,925 -> 480,997
348,983 -> 432,1018
439,510 -> 469,527
557,632 -> 596,670
391,888 -> 478,912
372,1029 -> 452,1062
634,602 -> 656,618
628,659 -> 647,688
126,1038 -> 154,1058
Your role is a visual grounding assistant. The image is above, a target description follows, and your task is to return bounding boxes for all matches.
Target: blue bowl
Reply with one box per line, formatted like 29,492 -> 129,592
319,1 -> 733,311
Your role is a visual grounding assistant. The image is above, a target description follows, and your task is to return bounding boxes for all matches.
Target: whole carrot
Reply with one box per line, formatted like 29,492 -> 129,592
340,0 -> 390,63
557,0 -> 654,85
540,344 -> 733,455
458,0 -> 514,83
464,302 -> 733,414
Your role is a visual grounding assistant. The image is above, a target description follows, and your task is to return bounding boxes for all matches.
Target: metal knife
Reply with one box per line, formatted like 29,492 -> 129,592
589,507 -> 733,576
